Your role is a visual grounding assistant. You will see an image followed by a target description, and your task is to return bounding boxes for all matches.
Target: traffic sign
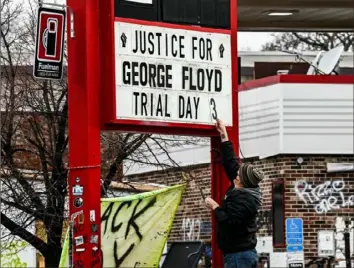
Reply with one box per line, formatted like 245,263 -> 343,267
286,218 -> 304,268
286,218 -> 303,233
287,237 -> 303,245
287,245 -> 304,252
33,7 -> 66,80
286,218 -> 304,248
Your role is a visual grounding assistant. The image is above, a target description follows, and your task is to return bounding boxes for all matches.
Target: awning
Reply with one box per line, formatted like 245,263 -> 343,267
238,0 -> 353,31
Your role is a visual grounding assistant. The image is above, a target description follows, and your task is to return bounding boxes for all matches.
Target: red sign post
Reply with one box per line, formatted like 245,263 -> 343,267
67,0 -> 102,267
66,0 -> 238,267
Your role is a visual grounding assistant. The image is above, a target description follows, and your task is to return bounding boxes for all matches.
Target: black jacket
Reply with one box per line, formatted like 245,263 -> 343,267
214,141 -> 262,254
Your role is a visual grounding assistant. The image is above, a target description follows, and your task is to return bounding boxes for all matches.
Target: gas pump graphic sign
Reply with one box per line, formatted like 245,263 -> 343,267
34,7 -> 66,80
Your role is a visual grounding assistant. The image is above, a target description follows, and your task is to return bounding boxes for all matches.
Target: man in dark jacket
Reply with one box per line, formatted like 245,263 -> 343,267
205,119 -> 264,268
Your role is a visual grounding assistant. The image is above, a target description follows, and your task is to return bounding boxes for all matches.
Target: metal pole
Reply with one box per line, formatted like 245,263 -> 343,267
344,232 -> 352,268
210,0 -> 238,266
67,0 -> 101,267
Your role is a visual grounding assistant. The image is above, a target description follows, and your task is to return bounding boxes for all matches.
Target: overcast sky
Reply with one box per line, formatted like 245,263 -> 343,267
238,32 -> 274,51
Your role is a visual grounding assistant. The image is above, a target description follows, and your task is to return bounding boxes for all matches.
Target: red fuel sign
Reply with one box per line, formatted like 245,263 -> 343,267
33,7 -> 66,80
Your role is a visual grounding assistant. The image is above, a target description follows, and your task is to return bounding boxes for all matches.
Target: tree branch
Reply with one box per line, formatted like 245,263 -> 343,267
0,212 -> 48,256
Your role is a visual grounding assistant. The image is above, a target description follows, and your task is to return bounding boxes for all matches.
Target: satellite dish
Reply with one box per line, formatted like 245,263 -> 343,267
317,45 -> 344,75
281,50 -> 326,75
306,51 -> 324,75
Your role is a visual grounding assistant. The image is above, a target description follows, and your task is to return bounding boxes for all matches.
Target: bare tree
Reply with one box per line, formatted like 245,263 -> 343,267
1,1 -> 205,267
262,32 -> 354,52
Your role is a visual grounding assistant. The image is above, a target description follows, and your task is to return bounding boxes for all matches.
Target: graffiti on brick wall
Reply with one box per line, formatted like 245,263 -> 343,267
294,180 -> 354,214
182,218 -> 201,240
182,218 -> 211,241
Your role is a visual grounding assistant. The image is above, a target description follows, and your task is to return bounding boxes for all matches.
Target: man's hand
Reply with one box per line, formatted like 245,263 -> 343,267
205,197 -> 219,210
215,119 -> 229,142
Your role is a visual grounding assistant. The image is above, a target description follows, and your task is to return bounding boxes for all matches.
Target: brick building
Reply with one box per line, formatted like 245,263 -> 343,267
125,155 -> 354,265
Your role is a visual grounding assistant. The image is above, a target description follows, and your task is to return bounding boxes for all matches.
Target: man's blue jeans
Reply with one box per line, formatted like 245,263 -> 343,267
223,250 -> 258,268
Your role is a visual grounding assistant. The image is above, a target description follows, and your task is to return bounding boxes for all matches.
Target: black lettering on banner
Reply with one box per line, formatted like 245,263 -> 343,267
112,201 -> 132,232
165,34 -> 169,57
189,68 -> 196,90
133,92 -> 139,115
156,94 -> 163,117
156,33 -> 162,56
148,65 -> 156,87
206,39 -> 213,61
179,96 -> 185,118
101,203 -> 113,235
165,65 -> 172,88
182,67 -> 188,90
178,96 -> 200,119
114,240 -> 134,268
179,36 -> 185,58
157,65 -> 165,88
192,37 -> 197,59
206,69 -> 213,91
104,197 -> 157,267
133,92 -> 171,117
141,93 -> 148,116
210,98 -> 218,120
171,35 -> 178,57
148,32 -> 154,54
186,97 -> 192,118
181,66 -> 222,92
215,69 -> 222,92
191,37 -> 213,61
199,38 -> 205,60
139,31 -> 146,54
122,62 -> 172,89
150,93 -> 153,116
125,198 -> 156,240
122,61 -> 130,85
133,31 -> 164,56
132,62 -> 139,86
194,97 -> 200,119
132,30 -> 138,53
197,69 -> 204,91
164,95 -> 171,117
139,63 -> 147,86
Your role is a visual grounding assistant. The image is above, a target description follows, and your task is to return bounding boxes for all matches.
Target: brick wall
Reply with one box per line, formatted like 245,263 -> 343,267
126,154 -> 354,261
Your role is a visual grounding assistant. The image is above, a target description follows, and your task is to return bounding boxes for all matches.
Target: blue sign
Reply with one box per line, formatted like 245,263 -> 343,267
286,218 -> 304,250
286,232 -> 303,239
287,245 -> 304,252
286,218 -> 303,233
287,237 -> 303,245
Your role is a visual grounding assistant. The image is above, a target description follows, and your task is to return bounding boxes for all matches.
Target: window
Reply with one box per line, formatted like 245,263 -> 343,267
272,180 -> 285,247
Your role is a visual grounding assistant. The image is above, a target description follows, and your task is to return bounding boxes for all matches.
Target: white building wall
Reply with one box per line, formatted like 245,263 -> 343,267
239,82 -> 354,158
239,51 -> 354,68
239,84 -> 282,159
282,83 -> 353,155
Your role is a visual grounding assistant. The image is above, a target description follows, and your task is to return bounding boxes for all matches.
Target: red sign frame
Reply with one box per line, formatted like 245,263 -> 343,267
33,7 -> 65,80
99,1 -> 238,137
67,0 -> 237,267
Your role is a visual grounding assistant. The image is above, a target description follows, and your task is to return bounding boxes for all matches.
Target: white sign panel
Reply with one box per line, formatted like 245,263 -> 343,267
114,22 -> 232,126
318,230 -> 336,257
287,251 -> 304,268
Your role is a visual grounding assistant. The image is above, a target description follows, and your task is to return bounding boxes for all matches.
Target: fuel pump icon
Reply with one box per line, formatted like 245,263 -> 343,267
42,18 -> 58,57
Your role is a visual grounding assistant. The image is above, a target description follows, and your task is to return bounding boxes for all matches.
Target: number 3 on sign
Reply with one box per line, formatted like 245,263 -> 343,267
209,98 -> 218,121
